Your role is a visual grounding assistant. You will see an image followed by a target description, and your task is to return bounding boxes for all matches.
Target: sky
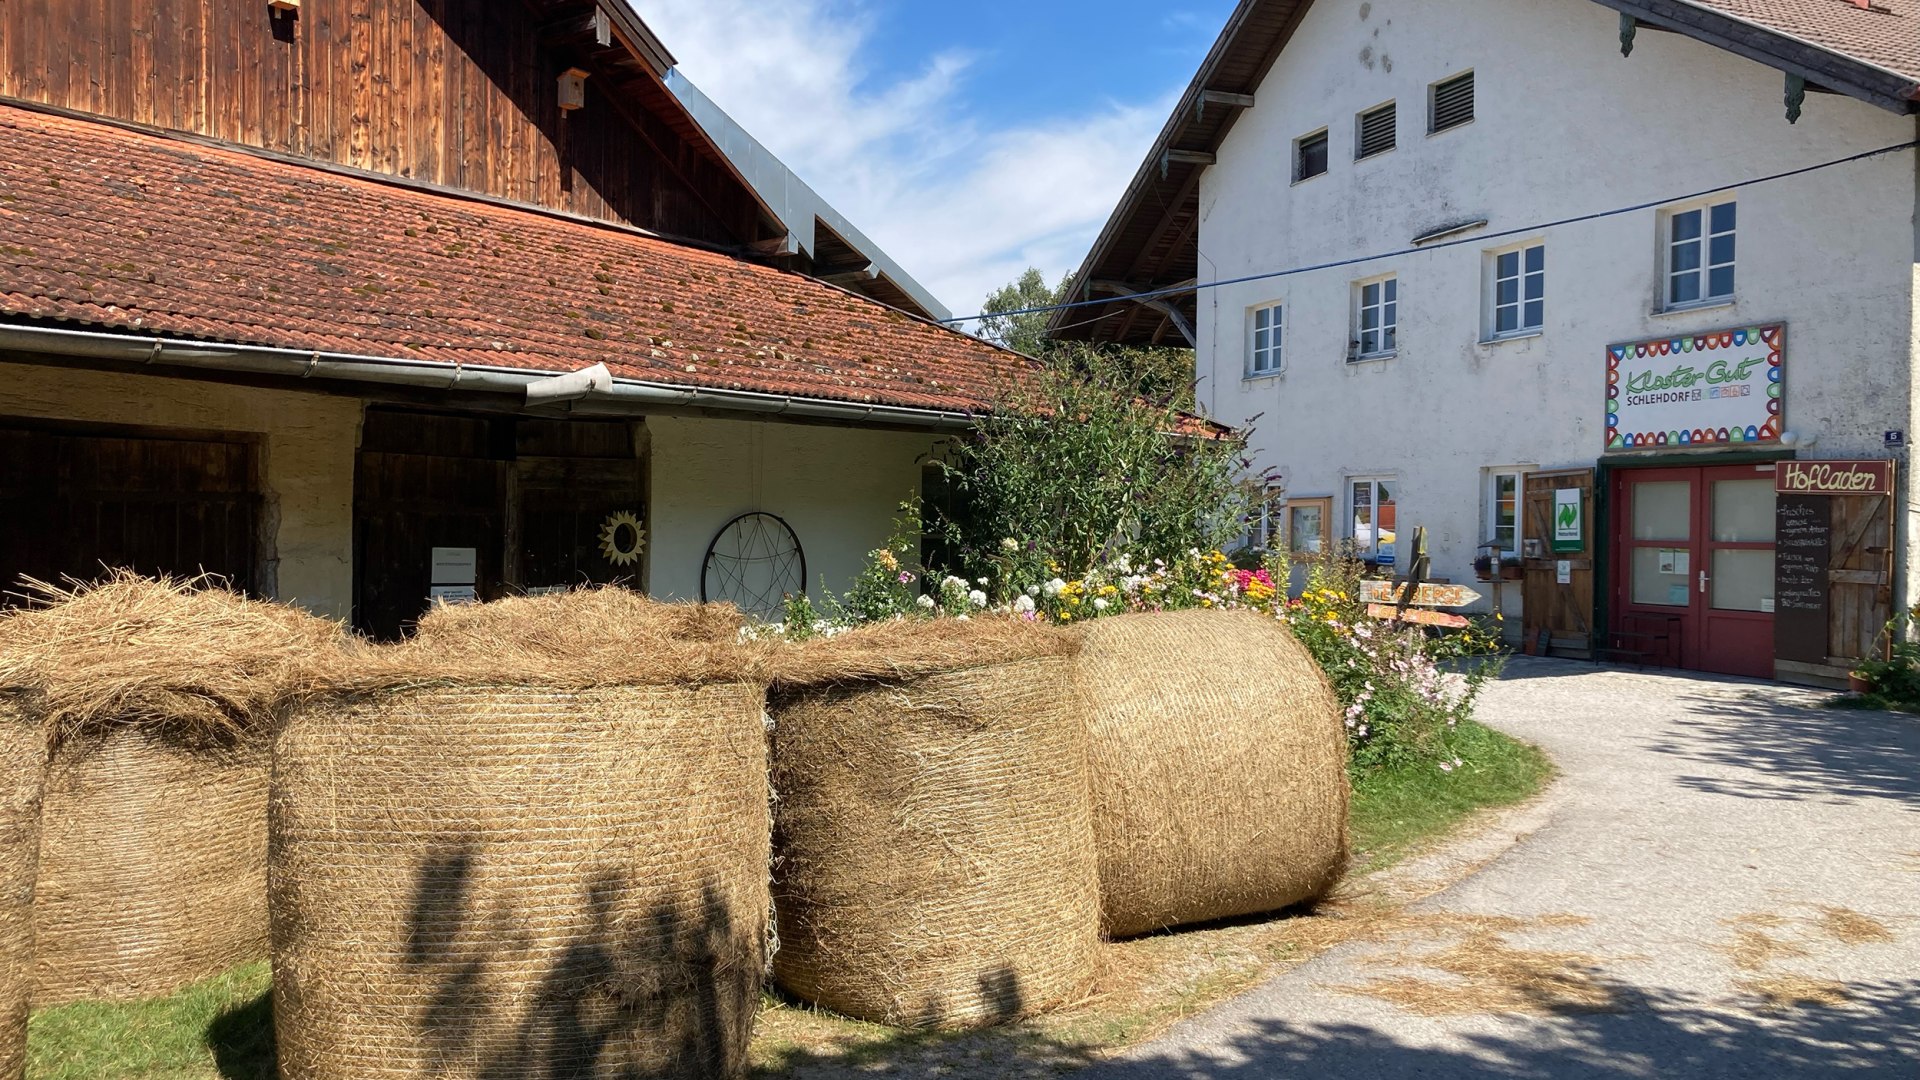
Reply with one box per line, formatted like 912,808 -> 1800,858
639,1 -> 1237,318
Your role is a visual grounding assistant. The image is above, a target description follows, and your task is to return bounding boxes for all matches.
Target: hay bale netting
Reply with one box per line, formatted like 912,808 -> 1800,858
0,574 -> 345,1005
767,620 -> 1100,1028
1076,609 -> 1350,938
0,689 -> 45,1080
272,589 -> 770,1080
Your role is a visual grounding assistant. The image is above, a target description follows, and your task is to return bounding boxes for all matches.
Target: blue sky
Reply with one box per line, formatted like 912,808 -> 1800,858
640,0 -> 1236,315
855,4 -> 1231,133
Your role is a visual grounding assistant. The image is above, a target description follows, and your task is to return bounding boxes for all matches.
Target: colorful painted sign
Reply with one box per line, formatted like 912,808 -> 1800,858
1606,325 -> 1784,451
1553,488 -> 1584,553
1358,581 -> 1483,608
1775,459 -> 1895,497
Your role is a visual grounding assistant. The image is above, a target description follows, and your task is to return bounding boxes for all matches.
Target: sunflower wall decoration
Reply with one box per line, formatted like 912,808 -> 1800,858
598,510 -> 647,567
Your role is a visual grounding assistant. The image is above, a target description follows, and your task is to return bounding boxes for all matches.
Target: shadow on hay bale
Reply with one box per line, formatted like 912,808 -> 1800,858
273,591 -> 770,1080
766,619 -> 1101,1029
1076,610 -> 1350,938
0,573 -> 345,1005
0,690 -> 44,1080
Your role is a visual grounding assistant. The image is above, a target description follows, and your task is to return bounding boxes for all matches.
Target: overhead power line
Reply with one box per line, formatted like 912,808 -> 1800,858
941,138 -> 1919,327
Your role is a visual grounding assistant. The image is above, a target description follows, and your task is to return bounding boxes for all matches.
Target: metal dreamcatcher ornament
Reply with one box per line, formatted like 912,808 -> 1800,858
597,511 -> 648,568
701,512 -> 806,621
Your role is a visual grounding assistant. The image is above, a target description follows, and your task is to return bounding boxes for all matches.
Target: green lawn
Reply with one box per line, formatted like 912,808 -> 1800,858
1348,719 -> 1556,874
26,721 -> 1550,1079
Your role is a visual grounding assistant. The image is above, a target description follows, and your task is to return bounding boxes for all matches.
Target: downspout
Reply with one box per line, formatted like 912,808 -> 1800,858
0,324 -> 979,431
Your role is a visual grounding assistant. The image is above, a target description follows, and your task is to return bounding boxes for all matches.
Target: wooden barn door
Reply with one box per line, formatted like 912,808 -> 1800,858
1522,469 -> 1596,658
0,420 -> 261,600
1826,494 -> 1895,665
354,410 -> 508,640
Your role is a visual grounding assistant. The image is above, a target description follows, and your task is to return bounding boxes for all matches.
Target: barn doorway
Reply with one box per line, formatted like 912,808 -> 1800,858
0,419 -> 263,600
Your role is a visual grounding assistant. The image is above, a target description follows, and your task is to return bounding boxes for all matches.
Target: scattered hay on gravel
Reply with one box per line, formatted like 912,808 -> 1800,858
1738,975 -> 1853,1010
1342,929 -> 1619,1016
1718,927 -> 1812,972
1812,906 -> 1894,946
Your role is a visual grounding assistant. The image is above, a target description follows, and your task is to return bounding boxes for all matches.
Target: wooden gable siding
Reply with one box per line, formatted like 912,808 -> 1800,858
0,0 -> 762,246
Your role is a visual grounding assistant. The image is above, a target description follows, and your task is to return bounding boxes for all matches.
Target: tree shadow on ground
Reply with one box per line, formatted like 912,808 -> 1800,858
1643,690 -> 1920,811
1075,978 -> 1920,1079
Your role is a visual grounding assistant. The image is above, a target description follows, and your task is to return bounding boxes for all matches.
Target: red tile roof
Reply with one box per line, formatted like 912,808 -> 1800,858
1689,0 -> 1920,83
0,103 -> 1030,416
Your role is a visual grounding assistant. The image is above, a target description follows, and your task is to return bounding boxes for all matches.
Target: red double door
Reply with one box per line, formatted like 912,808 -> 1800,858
1612,464 -> 1777,679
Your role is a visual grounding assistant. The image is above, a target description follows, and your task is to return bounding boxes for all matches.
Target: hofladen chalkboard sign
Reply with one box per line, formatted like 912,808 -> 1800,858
1774,495 -> 1831,665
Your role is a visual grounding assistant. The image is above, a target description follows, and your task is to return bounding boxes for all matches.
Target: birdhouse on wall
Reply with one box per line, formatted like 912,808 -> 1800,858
558,68 -> 590,113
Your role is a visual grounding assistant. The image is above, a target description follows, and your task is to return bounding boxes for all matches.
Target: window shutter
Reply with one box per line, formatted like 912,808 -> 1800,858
1357,103 -> 1397,159
1431,72 -> 1474,133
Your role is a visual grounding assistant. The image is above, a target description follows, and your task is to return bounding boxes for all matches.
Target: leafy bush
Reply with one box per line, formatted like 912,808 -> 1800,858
928,344 -> 1261,588
1282,552 -> 1504,772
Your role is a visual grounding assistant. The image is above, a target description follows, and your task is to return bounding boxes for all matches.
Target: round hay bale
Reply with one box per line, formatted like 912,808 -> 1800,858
0,573 -> 345,1003
1076,609 -> 1349,938
272,602 -> 770,1080
0,692 -> 45,1080
767,620 -> 1099,1029
34,732 -> 268,1004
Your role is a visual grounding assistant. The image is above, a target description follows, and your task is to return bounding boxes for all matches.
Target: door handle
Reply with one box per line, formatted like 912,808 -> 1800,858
1699,570 -> 1709,595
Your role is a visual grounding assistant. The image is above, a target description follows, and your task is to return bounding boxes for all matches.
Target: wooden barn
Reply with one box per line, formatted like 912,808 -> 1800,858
0,0 -> 1021,635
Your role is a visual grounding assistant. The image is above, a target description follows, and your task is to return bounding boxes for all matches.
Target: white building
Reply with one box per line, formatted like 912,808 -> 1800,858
1060,0 -> 1920,684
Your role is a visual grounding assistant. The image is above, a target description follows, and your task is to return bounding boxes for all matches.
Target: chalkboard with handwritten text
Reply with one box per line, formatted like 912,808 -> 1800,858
1774,495 -> 1831,665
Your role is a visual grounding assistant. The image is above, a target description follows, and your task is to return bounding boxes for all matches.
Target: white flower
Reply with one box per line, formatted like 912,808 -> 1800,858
1093,598 -> 1110,611
1110,554 -> 1134,574
1044,578 -> 1068,598
941,575 -> 968,593
955,614 -> 971,622
968,589 -> 988,608
1025,584 -> 1042,598
1000,538 -> 1020,553
1013,595 -> 1036,614
1121,575 -> 1146,594
916,595 -> 936,610
976,577 -> 990,586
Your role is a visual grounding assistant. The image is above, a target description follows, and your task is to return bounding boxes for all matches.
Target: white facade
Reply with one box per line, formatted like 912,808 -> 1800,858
1195,0 -> 1920,623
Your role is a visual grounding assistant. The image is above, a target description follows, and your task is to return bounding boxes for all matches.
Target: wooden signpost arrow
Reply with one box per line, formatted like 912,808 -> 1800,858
1361,527 -> 1480,629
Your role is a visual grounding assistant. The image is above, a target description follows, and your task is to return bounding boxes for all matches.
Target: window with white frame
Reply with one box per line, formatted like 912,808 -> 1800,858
1354,276 -> 1398,360
1248,303 -> 1284,376
1490,243 -> 1545,338
1356,101 -> 1397,160
1429,71 -> 1474,134
1241,486 -> 1285,551
1486,470 -> 1524,559
1665,199 -> 1736,309
1349,477 -> 1397,565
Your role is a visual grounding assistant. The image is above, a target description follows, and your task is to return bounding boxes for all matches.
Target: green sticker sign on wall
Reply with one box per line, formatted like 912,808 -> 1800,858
1553,489 -> 1584,553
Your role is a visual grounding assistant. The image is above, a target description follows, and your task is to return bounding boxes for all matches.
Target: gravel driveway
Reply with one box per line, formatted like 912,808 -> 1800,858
1074,658 -> 1920,1078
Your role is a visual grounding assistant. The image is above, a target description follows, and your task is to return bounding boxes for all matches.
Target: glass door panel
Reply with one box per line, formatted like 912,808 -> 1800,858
1712,479 -> 1775,542
1632,482 -> 1692,541
1711,549 -> 1775,612
1632,546 -> 1693,607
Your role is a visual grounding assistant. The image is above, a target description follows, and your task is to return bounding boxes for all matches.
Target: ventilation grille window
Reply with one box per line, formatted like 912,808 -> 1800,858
1431,72 -> 1475,133
1357,103 -> 1397,160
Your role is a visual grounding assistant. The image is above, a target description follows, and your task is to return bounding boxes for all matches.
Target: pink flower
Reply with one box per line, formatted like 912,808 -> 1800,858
898,571 -> 915,584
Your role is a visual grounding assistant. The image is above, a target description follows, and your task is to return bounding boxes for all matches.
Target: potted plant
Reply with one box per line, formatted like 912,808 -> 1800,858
1847,669 -> 1873,695
1500,556 -> 1525,581
1472,554 -> 1495,582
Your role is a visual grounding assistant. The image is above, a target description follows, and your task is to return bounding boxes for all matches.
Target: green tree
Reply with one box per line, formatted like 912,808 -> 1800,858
977,268 -> 1069,358
929,342 -> 1263,590
977,267 -> 1196,404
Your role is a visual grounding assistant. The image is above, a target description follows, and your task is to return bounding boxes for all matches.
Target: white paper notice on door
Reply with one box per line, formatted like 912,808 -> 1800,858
1658,550 -> 1690,576
430,547 -> 479,586
429,585 -> 479,606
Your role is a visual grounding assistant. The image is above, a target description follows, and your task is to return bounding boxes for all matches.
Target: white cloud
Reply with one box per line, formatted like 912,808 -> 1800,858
639,0 -> 1174,318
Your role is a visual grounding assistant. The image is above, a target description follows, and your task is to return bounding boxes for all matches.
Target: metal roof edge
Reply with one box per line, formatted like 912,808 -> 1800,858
665,70 -> 955,322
